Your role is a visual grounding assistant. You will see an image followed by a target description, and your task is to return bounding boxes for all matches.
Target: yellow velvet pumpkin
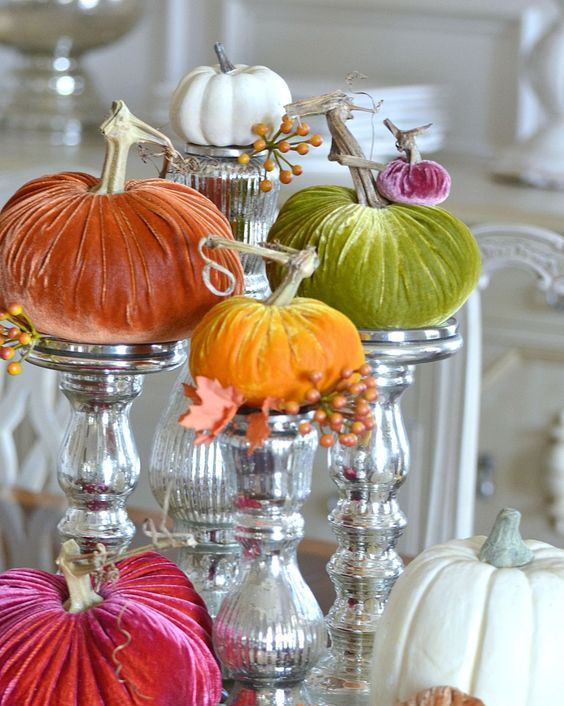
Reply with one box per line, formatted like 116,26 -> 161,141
189,248 -> 365,407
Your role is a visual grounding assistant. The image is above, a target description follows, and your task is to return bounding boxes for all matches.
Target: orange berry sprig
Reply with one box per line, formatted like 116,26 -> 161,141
281,364 -> 377,448
0,304 -> 43,375
238,115 -> 324,192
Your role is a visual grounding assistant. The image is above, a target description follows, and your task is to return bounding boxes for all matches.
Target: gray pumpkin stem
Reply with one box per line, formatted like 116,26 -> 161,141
478,508 -> 534,568
214,42 -> 236,73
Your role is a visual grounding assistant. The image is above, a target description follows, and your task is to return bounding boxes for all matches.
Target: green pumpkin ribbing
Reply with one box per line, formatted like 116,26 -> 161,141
267,185 -> 481,329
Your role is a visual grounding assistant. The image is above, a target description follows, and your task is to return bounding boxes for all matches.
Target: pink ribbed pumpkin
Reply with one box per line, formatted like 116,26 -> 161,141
0,550 -> 221,706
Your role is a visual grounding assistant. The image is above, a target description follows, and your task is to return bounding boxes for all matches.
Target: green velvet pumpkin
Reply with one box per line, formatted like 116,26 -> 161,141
267,185 -> 481,330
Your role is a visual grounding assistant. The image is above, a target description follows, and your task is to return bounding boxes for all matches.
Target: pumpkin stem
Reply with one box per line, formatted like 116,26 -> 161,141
90,100 -> 176,195
214,42 -> 236,73
201,235 -> 319,305
383,118 -> 431,166
285,90 -> 389,208
57,539 -> 104,614
478,508 -> 534,569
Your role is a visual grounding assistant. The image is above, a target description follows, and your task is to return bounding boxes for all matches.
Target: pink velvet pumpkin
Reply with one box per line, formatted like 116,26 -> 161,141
376,157 -> 451,206
0,551 -> 221,706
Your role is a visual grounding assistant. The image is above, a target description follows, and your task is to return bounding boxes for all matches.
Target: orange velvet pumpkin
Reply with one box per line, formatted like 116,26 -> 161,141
189,294 -> 365,407
0,102 -> 243,344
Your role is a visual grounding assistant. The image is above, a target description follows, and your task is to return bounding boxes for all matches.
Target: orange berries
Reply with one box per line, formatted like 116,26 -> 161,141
305,388 -> 321,404
309,371 -> 323,383
260,180 -> 273,193
0,347 -> 14,360
7,327 -> 19,339
238,153 -> 251,165
296,143 -> 309,155
296,122 -> 310,136
339,433 -> 358,448
7,304 -> 23,316
299,421 -> 313,436
19,332 -> 31,346
7,361 -> 22,376
264,158 -> 276,172
292,165 -> 303,176
280,170 -> 293,185
314,409 -> 327,424
253,138 -> 267,152
331,395 -> 347,410
308,134 -> 323,147
284,400 -> 300,415
252,122 -> 269,137
278,140 -> 291,153
280,121 -> 294,134
320,434 -> 336,448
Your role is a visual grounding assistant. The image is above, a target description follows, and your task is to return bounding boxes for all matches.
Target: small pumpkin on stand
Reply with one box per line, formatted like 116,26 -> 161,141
0,541 -> 222,706
181,237 -> 376,450
170,43 -> 292,147
267,91 -> 480,330
0,101 -> 244,343
371,509 -> 564,706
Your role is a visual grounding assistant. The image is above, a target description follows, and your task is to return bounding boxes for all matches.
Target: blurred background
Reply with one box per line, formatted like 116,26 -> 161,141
1,0 -> 564,555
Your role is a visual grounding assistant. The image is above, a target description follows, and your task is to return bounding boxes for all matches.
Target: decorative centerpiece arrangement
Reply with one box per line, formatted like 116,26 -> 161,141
0,540 -> 222,705
0,101 -> 244,552
180,238 -> 369,706
372,509 -> 564,706
259,90 -> 479,704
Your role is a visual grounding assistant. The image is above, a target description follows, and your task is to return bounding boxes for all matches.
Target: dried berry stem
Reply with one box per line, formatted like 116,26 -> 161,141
285,90 -> 388,207
91,101 -> 176,195
214,42 -> 236,73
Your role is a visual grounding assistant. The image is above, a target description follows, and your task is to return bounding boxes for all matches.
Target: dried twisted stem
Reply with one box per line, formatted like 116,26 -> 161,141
285,90 -> 388,207
383,118 -> 432,165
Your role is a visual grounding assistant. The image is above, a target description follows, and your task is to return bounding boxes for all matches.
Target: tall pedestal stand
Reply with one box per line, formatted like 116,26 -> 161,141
308,321 -> 462,706
214,413 -> 327,706
27,338 -> 185,553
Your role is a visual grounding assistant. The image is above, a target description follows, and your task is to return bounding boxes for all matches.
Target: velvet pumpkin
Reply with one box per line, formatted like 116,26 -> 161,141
0,546 -> 221,706
267,97 -> 480,330
0,101 -> 243,343
189,247 -> 365,406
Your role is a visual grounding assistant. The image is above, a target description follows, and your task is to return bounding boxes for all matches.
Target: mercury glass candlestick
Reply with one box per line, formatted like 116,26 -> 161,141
150,150 -> 274,617
27,338 -> 185,553
214,412 -> 326,706
308,321 -> 462,706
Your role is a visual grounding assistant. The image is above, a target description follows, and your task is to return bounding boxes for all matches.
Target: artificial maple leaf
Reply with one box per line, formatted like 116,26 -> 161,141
246,397 -> 280,454
179,376 -> 245,444
182,382 -> 201,405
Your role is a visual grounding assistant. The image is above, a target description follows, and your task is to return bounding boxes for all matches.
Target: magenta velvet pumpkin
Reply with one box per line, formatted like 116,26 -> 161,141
0,552 -> 221,706
376,157 -> 451,206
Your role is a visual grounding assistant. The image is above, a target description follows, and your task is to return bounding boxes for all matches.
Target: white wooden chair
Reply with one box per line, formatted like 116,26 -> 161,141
402,222 -> 564,555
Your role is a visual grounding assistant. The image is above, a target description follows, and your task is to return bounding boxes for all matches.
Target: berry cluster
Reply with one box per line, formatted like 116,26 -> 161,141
238,116 -> 324,192
282,364 -> 377,448
0,304 -> 42,376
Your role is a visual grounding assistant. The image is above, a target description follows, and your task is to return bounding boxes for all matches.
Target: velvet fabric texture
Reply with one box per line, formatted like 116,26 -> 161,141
0,552 -> 221,706
267,186 -> 481,330
376,158 -> 451,206
189,295 -> 365,406
0,173 -> 244,343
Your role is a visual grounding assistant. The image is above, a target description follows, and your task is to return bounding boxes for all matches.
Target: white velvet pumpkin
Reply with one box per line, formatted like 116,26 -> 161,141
371,509 -> 564,706
170,43 -> 291,147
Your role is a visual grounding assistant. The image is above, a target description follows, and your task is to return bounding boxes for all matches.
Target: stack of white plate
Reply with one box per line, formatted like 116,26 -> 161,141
284,78 -> 449,175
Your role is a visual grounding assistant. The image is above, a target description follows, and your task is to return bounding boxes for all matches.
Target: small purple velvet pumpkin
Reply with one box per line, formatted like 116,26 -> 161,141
376,157 -> 451,206
0,551 -> 221,706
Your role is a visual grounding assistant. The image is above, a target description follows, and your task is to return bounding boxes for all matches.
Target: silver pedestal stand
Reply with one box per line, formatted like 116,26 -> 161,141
27,338 -> 185,553
214,412 -> 327,706
308,321 -> 462,706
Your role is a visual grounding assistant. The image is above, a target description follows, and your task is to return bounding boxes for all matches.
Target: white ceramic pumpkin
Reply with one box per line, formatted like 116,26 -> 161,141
170,43 -> 292,147
371,509 -> 564,706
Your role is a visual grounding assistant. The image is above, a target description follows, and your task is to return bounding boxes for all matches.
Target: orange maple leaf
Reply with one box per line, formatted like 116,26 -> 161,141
179,376 -> 245,444
246,397 -> 279,454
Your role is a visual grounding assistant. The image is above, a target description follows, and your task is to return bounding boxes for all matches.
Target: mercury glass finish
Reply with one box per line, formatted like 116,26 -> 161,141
170,143 -> 277,300
0,0 -> 145,144
27,338 -> 185,552
308,321 -> 462,706
214,412 -> 326,706
150,152 -> 275,616
149,368 -> 240,618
